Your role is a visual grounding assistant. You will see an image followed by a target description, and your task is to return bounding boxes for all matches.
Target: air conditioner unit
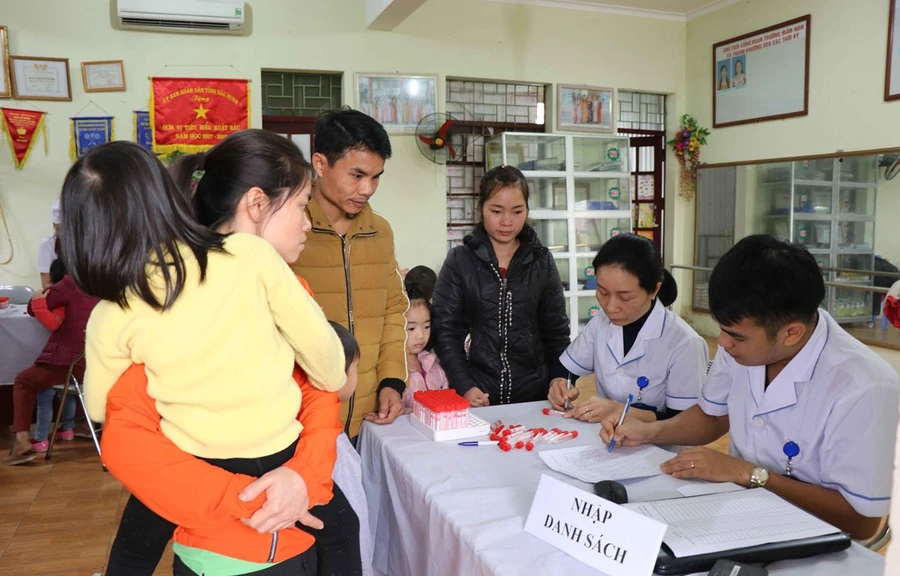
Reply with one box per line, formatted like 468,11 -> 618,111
116,0 -> 245,34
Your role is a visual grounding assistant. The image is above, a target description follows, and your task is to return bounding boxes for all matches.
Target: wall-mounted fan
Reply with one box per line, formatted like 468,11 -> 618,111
416,113 -> 457,165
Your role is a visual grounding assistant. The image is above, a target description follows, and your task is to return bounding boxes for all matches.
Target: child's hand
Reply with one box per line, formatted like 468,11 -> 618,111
239,466 -> 323,533
464,387 -> 490,407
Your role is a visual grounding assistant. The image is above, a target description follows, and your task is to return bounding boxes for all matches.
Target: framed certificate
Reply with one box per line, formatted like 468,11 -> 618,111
10,55 -> 72,101
0,27 -> 10,98
82,60 -> 126,92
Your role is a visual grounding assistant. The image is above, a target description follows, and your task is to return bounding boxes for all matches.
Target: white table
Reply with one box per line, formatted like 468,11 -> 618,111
359,401 -> 885,576
0,304 -> 49,385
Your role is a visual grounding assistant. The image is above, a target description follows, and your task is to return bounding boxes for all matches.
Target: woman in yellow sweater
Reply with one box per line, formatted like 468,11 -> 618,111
60,135 -> 359,575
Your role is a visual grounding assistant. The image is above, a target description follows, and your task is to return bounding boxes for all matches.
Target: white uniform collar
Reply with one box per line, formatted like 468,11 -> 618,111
748,310 -> 830,417
605,299 -> 666,366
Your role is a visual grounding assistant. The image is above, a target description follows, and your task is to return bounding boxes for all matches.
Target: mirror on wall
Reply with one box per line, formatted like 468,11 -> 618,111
694,150 -> 900,350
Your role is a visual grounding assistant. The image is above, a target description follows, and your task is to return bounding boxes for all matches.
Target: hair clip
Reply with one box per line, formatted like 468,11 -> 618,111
190,169 -> 206,193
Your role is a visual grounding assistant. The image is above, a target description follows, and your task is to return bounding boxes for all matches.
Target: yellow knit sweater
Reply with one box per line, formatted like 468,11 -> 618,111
84,233 -> 346,458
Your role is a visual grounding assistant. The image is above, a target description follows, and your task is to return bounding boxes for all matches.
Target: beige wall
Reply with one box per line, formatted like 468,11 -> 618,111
0,0 -> 687,289
676,0 -> 900,373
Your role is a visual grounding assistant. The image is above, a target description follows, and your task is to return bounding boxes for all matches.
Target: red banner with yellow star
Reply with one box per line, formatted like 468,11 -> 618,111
150,77 -> 250,154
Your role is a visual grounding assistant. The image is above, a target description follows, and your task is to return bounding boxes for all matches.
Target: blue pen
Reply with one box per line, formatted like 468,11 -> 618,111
607,393 -> 634,453
458,441 -> 499,447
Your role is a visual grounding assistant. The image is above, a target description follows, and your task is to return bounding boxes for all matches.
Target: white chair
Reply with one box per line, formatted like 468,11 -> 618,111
0,285 -> 35,305
45,353 -> 103,469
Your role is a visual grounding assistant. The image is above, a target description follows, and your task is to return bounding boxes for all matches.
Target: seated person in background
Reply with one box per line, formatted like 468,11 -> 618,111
603,235 -> 900,539
31,258 -> 79,452
38,201 -> 61,289
4,258 -> 100,465
329,321 -> 375,576
403,265 -> 437,302
548,234 -> 708,423
401,282 -> 449,412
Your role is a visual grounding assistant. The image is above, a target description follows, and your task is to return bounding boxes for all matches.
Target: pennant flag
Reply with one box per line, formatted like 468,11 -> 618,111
150,77 -> 250,154
134,110 -> 152,151
70,116 -> 114,160
1,107 -> 47,169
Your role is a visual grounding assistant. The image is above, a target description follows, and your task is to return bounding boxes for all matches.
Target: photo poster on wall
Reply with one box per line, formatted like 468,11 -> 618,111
886,0 -> 900,100
713,15 -> 811,127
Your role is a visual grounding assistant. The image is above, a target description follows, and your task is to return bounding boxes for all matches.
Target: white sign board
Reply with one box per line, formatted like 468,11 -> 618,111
524,474 -> 666,576
713,15 -> 810,127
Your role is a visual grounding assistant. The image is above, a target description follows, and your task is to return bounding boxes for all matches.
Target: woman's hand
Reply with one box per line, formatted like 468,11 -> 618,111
548,378 -> 579,411
464,387 -> 490,407
239,466 -> 324,533
600,416 -> 656,448
565,397 -> 622,424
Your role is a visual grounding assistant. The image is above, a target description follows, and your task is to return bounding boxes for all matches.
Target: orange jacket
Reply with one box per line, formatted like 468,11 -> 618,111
100,277 -> 342,563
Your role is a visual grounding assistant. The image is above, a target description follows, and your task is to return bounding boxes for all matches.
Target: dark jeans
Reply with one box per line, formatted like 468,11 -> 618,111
106,439 -> 362,576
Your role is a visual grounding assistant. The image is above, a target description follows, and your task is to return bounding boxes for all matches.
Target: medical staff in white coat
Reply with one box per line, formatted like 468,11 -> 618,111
603,235 -> 900,540
548,234 -> 708,424
38,200 -> 61,289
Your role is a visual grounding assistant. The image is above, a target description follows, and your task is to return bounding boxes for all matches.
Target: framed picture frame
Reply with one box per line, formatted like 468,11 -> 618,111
355,73 -> 437,133
712,15 -> 811,127
0,27 -> 10,98
886,0 -> 900,101
10,55 -> 72,101
82,60 -> 126,92
557,84 -> 615,133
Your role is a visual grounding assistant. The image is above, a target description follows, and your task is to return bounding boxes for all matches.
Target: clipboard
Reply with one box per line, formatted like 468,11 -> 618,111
653,531 -> 852,575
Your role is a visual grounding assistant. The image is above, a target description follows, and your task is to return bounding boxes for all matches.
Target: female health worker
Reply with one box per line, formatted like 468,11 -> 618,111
548,234 -> 708,424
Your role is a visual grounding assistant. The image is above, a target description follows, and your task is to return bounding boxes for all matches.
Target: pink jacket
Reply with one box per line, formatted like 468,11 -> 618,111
402,350 -> 450,411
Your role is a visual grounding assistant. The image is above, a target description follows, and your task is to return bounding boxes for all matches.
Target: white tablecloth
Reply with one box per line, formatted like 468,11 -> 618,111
359,401 -> 885,576
0,305 -> 49,385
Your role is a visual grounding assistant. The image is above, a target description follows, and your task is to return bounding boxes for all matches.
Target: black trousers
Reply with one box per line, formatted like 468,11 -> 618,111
106,439 -> 362,576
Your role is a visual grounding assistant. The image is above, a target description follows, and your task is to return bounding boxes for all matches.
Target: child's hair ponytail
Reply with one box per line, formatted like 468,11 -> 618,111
171,129 -> 314,230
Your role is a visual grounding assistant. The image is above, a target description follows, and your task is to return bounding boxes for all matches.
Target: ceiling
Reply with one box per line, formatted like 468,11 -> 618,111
483,0 -> 742,21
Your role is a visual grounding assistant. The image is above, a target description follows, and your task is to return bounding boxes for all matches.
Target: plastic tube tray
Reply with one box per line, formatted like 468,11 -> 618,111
410,412 -> 491,442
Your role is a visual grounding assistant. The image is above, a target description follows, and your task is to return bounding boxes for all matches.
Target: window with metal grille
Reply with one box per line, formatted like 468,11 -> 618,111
445,79 -> 547,250
261,71 -> 342,117
617,91 -> 665,132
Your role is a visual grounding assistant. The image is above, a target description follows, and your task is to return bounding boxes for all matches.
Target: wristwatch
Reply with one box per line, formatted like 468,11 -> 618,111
749,466 -> 770,488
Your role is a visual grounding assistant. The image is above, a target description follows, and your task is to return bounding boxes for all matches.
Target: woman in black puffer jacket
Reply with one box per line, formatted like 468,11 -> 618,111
433,165 -> 571,407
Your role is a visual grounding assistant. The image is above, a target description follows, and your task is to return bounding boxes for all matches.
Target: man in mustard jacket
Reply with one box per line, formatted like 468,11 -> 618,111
292,108 -> 408,438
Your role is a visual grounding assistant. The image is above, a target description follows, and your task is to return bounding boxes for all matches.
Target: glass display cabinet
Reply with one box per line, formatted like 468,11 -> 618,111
754,156 -> 878,325
486,132 -> 633,338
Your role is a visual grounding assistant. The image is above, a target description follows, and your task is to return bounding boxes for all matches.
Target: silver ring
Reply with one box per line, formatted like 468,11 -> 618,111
690,461 -> 695,469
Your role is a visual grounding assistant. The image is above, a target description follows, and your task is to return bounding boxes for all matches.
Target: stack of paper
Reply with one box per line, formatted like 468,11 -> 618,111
624,488 -> 840,557
537,444 -> 675,483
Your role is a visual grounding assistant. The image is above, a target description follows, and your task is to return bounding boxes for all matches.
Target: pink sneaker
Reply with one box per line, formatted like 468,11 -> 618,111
32,440 -> 49,452
56,430 -> 75,441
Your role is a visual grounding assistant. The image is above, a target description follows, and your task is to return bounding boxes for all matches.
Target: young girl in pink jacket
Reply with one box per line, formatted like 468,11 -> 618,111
402,281 -> 449,412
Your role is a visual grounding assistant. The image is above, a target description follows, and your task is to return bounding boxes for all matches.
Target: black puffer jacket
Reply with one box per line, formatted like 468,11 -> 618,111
433,224 -> 571,404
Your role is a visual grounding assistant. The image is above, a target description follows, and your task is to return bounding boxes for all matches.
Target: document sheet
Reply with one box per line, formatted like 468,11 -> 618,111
623,488 -> 839,557
538,444 -> 675,483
